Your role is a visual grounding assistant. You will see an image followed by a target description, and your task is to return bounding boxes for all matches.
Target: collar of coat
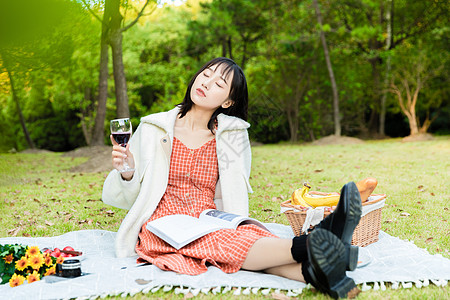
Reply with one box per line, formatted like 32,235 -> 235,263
140,106 -> 250,137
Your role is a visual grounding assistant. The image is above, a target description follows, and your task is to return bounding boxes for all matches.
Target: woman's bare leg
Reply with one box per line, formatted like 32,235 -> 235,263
265,263 -> 305,282
241,237 -> 305,282
242,237 -> 295,269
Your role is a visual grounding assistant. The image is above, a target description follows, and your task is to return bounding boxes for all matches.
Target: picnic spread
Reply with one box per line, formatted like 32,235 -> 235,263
1,225 -> 449,299
1,181 -> 449,299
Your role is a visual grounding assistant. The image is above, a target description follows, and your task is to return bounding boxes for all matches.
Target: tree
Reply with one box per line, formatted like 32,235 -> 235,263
389,43 -> 446,136
312,0 -> 341,137
81,0 -> 155,145
246,0 -> 327,143
379,0 -> 393,135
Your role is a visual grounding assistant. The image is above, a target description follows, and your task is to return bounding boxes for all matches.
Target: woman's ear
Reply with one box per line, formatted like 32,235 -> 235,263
222,100 -> 234,109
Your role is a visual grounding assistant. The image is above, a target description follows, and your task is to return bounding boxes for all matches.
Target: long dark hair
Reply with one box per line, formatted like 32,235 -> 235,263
177,57 -> 248,133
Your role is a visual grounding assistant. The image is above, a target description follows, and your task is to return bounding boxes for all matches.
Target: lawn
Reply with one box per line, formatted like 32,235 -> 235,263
0,136 -> 449,299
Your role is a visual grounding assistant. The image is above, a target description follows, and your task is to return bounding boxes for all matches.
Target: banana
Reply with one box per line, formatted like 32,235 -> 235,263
290,183 -> 340,208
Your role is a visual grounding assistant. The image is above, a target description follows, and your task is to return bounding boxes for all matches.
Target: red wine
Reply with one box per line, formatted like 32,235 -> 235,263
112,132 -> 131,146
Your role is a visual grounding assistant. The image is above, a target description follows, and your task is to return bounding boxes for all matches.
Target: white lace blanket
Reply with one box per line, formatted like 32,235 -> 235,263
0,224 -> 448,299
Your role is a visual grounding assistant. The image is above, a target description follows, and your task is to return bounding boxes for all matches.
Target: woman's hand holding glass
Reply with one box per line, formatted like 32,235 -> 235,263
110,135 -> 135,180
110,118 -> 135,180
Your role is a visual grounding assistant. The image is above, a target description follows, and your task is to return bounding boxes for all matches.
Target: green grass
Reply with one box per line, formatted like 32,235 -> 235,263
1,137 -> 449,299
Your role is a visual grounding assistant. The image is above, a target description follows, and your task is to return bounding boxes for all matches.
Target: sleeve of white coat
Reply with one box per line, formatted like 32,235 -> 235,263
219,128 -> 252,217
102,169 -> 140,210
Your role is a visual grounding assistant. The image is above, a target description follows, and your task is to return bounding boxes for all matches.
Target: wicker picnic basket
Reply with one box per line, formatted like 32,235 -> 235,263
281,194 -> 387,247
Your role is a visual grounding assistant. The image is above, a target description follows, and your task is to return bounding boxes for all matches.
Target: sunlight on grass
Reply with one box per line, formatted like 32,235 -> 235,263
0,137 -> 449,299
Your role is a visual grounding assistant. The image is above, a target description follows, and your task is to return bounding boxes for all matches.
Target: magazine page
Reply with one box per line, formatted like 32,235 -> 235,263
146,214 -> 232,250
146,210 -> 271,250
200,209 -> 269,231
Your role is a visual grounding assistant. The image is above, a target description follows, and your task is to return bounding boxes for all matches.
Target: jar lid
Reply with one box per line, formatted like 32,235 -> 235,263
62,259 -> 81,269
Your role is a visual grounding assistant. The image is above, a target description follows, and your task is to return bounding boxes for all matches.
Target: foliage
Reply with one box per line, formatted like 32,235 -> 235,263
0,0 -> 98,151
123,7 -> 196,117
0,0 -> 449,151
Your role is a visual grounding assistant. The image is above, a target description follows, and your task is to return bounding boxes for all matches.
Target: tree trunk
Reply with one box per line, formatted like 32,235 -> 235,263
110,32 -> 130,118
379,0 -> 393,136
390,82 -> 421,136
227,36 -> 233,60
407,113 -> 419,135
1,53 -> 35,149
379,56 -> 391,135
368,57 -> 382,133
221,39 -> 227,57
287,107 -> 299,142
91,21 -> 110,146
109,0 -> 129,118
312,0 -> 341,137
241,37 -> 247,69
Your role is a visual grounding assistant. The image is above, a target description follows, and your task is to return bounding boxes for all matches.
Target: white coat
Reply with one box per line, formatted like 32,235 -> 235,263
102,107 -> 254,257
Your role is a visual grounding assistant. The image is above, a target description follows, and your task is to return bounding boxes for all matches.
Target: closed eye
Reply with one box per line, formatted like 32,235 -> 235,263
216,82 -> 223,88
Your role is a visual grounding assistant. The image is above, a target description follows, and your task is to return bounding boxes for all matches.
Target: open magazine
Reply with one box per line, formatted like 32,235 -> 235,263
146,209 -> 270,250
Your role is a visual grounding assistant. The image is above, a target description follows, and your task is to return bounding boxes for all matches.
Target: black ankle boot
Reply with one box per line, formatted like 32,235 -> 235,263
313,182 -> 362,271
303,229 -> 360,299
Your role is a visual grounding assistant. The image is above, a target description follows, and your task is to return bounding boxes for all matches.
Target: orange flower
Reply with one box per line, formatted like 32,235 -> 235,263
26,270 -> 40,283
44,265 -> 56,276
28,253 -> 45,270
9,273 -> 26,287
3,254 -> 14,264
56,256 -> 64,264
15,256 -> 28,271
26,246 -> 40,257
44,253 -> 53,267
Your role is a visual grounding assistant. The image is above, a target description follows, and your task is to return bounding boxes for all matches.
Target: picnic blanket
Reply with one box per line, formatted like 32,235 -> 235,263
1,224 -> 449,299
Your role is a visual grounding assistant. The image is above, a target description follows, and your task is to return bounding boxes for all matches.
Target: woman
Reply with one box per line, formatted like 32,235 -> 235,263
102,57 -> 361,299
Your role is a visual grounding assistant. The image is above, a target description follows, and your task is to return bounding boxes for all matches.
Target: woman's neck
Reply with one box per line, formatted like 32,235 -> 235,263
179,106 -> 213,132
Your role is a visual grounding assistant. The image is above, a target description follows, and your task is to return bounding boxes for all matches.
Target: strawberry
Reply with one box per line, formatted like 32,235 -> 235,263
63,246 -> 74,252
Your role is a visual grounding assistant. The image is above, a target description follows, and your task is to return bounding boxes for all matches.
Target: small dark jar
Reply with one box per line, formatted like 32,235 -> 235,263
61,259 -> 82,278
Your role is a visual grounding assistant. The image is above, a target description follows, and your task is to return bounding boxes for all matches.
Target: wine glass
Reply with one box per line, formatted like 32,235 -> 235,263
110,118 -> 135,173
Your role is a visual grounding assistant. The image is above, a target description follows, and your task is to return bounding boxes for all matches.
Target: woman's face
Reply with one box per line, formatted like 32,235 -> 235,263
190,64 -> 234,111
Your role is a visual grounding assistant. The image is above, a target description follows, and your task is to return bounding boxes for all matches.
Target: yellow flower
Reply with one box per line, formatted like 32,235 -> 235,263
26,270 -> 40,283
28,253 -> 45,270
15,256 -> 28,271
9,273 -> 26,287
44,265 -> 56,276
26,246 -> 40,257
3,254 -> 14,264
56,256 -> 64,264
44,253 -> 53,267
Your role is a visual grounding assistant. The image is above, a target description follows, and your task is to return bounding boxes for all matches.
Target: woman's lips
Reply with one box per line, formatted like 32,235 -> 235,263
196,88 -> 206,97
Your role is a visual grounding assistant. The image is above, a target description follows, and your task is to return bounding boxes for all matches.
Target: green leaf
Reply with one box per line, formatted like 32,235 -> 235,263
322,24 -> 331,32
0,261 -> 5,273
1,273 -> 12,285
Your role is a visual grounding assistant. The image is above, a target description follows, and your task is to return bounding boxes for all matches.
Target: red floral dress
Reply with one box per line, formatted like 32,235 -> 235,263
135,137 -> 277,275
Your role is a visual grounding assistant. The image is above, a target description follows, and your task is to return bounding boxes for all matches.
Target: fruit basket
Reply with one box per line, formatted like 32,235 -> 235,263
281,184 -> 387,247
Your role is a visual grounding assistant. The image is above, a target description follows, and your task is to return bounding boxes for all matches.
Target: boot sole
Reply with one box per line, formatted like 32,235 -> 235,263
307,229 -> 359,299
347,245 -> 359,271
340,182 -> 362,271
